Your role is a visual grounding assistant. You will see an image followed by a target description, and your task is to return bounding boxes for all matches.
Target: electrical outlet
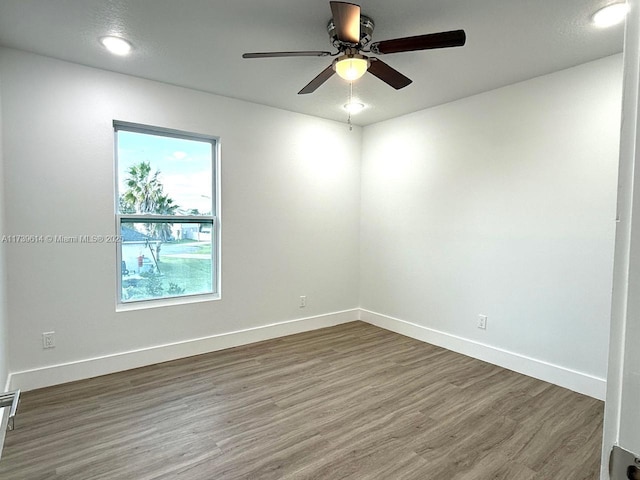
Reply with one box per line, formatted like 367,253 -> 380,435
477,315 -> 487,330
42,331 -> 55,349
299,295 -> 307,308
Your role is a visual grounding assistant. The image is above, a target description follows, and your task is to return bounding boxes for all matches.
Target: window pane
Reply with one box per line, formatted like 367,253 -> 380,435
120,221 -> 214,302
117,130 -> 213,216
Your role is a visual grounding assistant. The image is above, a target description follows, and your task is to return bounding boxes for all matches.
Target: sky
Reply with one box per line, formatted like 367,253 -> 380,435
117,130 -> 213,215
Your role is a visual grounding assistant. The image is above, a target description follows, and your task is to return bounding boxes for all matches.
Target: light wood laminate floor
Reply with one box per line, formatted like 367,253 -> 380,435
0,322 -> 603,479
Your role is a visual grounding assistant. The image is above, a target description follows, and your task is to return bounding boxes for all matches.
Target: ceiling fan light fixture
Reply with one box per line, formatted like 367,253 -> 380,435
334,55 -> 370,81
99,36 -> 132,56
592,3 -> 629,28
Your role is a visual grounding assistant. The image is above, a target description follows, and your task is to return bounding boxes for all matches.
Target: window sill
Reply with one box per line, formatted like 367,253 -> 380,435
116,293 -> 220,312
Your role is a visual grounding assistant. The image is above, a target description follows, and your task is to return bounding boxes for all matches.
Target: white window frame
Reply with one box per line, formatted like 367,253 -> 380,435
114,120 -> 221,310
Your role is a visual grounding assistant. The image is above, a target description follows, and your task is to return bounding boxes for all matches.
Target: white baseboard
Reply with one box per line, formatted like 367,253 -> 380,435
8,309 -> 358,392
7,308 -> 607,400
359,309 -> 607,400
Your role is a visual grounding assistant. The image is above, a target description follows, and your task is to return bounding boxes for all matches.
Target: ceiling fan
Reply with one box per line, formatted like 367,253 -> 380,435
242,1 -> 466,95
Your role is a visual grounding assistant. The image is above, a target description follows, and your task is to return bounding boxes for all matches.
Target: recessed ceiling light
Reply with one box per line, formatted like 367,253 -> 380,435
343,101 -> 365,114
99,36 -> 132,56
592,3 -> 629,28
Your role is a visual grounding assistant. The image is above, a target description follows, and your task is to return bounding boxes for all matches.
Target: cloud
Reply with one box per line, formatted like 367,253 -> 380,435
161,172 -> 213,212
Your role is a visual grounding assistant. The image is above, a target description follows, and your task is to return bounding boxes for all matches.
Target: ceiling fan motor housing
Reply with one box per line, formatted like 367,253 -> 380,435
327,14 -> 375,49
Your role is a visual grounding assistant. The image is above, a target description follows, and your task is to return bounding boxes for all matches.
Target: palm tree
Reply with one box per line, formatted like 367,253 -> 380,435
122,162 -> 163,214
121,161 -> 179,241
150,193 -> 178,241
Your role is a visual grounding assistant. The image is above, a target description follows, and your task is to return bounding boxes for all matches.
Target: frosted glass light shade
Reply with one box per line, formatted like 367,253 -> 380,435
334,56 -> 369,81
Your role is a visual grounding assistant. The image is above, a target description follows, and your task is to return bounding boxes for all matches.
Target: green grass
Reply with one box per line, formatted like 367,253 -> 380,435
122,254 -> 213,301
158,255 -> 212,294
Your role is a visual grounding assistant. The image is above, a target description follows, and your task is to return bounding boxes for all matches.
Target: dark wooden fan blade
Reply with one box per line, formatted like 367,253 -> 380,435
368,58 -> 412,90
370,29 -> 466,55
298,64 -> 335,94
243,51 -> 332,59
330,1 -> 361,44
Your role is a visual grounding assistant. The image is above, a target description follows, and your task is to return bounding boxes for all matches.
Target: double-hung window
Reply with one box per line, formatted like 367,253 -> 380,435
114,121 -> 219,305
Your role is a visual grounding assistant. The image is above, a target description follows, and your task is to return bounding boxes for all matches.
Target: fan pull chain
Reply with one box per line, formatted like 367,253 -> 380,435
347,82 -> 353,131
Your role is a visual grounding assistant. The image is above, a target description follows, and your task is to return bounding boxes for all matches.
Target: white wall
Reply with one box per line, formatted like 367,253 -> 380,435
360,55 -> 622,398
0,61 -> 8,390
0,47 -> 624,398
0,48 -> 361,388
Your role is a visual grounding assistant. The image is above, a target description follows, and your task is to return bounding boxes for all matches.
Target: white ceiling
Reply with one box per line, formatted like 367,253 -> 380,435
0,0 -> 625,126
